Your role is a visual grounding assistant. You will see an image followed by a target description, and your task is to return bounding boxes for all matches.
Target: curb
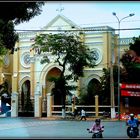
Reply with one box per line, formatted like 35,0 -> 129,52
38,116 -> 124,122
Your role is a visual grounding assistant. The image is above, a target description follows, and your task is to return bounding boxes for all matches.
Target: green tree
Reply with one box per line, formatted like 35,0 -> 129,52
0,2 -> 44,24
0,81 -> 9,96
0,2 -> 44,54
99,66 -> 120,106
100,68 -> 111,105
32,32 -> 96,118
129,36 -> 140,56
0,20 -> 18,54
0,2 -> 44,113
120,36 -> 140,83
78,79 -> 102,105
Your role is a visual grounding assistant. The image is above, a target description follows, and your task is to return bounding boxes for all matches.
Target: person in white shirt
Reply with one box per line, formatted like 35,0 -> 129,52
80,108 -> 86,120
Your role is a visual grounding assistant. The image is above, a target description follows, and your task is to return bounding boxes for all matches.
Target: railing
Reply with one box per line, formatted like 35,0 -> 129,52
51,105 -> 118,117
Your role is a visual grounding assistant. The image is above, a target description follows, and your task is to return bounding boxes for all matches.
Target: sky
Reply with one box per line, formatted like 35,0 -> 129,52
15,1 -> 140,38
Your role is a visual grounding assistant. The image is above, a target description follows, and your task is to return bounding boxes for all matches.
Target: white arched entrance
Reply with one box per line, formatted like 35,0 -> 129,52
39,63 -> 63,116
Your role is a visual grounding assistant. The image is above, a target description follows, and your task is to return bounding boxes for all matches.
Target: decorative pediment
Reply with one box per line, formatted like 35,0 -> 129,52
42,14 -> 81,31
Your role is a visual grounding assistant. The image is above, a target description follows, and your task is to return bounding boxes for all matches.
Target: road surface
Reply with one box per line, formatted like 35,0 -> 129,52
0,117 -> 136,139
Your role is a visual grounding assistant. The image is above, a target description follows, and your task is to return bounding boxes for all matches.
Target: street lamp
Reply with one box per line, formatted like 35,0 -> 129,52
112,12 -> 135,120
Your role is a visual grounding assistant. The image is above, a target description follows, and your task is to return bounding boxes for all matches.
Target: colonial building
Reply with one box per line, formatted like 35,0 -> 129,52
1,14 -> 134,117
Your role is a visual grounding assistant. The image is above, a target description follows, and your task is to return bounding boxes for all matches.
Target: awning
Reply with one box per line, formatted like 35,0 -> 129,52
121,90 -> 140,97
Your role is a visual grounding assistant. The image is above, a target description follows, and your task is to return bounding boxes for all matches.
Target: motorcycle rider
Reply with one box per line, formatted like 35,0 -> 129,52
126,113 -> 139,137
89,118 -> 104,138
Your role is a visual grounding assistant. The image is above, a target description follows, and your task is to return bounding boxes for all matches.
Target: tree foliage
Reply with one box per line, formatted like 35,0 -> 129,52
0,20 -> 18,54
99,68 -> 111,105
129,36 -> 140,56
78,79 -> 102,105
32,32 -> 96,112
0,2 -> 44,25
99,66 -> 119,105
0,81 -> 10,96
0,2 -> 44,54
120,36 -> 140,83
33,32 -> 96,81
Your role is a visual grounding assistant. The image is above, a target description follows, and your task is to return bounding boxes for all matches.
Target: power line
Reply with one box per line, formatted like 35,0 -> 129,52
15,28 -> 140,32
80,19 -> 140,26
15,19 -> 140,29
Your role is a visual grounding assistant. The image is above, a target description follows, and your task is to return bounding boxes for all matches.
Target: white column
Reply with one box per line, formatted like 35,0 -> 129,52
111,108 -> 116,119
42,97 -> 47,113
11,92 -> 18,117
34,82 -> 41,117
47,93 -> 52,117
42,85 -> 47,114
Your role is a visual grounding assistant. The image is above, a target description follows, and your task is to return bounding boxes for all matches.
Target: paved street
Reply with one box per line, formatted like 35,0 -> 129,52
0,117 -> 138,139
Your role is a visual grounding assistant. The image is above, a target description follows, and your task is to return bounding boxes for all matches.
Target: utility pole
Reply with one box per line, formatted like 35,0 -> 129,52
110,31 -> 115,119
112,12 -> 135,120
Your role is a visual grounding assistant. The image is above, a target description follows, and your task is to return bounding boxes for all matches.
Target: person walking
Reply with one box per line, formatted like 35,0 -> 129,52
80,108 -> 86,121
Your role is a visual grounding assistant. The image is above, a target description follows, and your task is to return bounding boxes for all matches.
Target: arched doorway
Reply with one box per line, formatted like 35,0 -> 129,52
87,78 -> 101,105
46,67 -> 62,105
20,80 -> 33,116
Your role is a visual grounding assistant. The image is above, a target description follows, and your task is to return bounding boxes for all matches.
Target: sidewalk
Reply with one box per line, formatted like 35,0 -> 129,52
0,113 -> 121,121
39,116 -> 121,121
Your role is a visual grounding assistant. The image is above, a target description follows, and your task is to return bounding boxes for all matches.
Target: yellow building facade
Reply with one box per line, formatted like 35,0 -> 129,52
1,14 -> 134,117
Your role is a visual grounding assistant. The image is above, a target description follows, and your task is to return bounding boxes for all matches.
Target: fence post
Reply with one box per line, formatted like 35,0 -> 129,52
72,95 -> 75,113
95,95 -> 99,117
34,94 -> 42,117
47,93 -> 52,117
11,92 -> 18,117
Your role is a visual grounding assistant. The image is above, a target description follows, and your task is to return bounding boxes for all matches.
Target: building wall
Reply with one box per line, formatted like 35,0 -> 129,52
1,15 -> 134,116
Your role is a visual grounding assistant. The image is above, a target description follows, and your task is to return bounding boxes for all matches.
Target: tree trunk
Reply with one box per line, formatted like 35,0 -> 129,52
61,94 -> 66,118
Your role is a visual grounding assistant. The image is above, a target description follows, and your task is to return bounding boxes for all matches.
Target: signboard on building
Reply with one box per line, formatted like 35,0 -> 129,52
120,83 -> 140,97
121,90 -> 140,97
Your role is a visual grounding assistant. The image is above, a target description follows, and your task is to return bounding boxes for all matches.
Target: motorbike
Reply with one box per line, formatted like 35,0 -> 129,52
87,127 -> 104,138
127,126 -> 139,138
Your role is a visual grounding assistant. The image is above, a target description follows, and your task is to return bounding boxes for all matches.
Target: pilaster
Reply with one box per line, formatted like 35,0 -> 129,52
34,82 -> 42,117
42,85 -> 47,113
30,49 -> 35,97
12,42 -> 19,92
0,67 -> 4,84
